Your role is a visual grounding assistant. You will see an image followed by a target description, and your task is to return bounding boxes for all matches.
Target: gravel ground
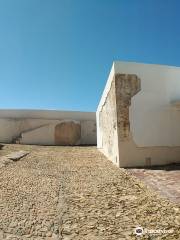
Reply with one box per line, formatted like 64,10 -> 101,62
0,144 -> 179,240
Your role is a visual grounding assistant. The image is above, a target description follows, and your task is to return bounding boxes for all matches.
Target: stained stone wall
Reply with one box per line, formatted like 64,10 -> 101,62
115,74 -> 141,141
55,121 -> 81,146
97,73 -> 140,166
98,78 -> 119,165
22,120 -> 96,146
97,62 -> 180,167
0,110 -> 97,146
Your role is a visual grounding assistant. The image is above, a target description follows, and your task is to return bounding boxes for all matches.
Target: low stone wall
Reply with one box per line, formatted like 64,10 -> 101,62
0,111 -> 97,146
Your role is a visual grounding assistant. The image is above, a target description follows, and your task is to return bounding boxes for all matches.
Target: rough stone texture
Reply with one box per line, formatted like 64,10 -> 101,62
0,144 -> 179,239
115,74 -> 141,141
99,78 -> 119,165
98,74 -> 140,166
55,121 -> 81,146
97,71 -> 180,167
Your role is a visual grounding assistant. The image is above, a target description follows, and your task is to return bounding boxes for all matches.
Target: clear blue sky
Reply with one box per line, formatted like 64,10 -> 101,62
0,0 -> 180,112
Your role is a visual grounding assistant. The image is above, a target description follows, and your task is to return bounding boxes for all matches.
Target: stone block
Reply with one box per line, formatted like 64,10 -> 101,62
55,121 -> 81,146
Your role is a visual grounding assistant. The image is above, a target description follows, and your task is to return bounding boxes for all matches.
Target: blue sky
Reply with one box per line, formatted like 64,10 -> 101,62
0,0 -> 180,111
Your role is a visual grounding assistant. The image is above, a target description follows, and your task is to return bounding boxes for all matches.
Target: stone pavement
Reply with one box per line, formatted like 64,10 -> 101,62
0,145 -> 179,239
128,164 -> 180,204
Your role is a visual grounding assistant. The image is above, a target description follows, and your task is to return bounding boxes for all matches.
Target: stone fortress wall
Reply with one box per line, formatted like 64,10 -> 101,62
97,62 -> 180,167
0,110 -> 96,145
1,61 -> 180,167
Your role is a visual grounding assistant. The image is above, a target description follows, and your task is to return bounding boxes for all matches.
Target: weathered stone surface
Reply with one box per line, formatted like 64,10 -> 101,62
0,110 -> 96,146
99,78 -> 119,165
6,151 -> 29,161
55,121 -> 81,146
115,74 -> 141,141
98,74 -> 141,166
0,144 -> 179,239
97,65 -> 180,168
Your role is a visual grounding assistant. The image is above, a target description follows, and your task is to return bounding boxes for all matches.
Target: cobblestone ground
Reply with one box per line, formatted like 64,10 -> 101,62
128,166 -> 180,204
0,145 -> 180,240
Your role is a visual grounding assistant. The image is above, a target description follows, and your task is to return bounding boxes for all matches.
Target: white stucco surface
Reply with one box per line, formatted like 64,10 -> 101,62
96,64 -> 115,149
81,120 -> 97,145
0,109 -> 95,121
115,61 -> 180,147
97,61 -> 180,167
0,110 -> 96,145
21,124 -> 55,145
97,62 -> 180,148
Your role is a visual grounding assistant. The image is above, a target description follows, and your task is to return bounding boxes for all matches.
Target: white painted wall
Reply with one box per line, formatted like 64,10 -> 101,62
114,61 -> 180,147
0,119 -> 17,143
21,124 -> 55,145
96,64 -> 115,148
0,110 -> 97,145
0,118 -> 58,143
0,109 -> 95,121
81,120 -> 97,145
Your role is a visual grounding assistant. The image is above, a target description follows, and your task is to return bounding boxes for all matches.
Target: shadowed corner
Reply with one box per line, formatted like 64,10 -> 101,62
0,144 -> 4,150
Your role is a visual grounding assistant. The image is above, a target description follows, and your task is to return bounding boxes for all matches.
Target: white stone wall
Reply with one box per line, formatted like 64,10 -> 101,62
0,110 -> 96,145
21,124 -> 56,145
114,61 -> 180,147
0,119 -> 17,143
97,64 -> 115,149
81,121 -> 97,145
97,62 -> 180,167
